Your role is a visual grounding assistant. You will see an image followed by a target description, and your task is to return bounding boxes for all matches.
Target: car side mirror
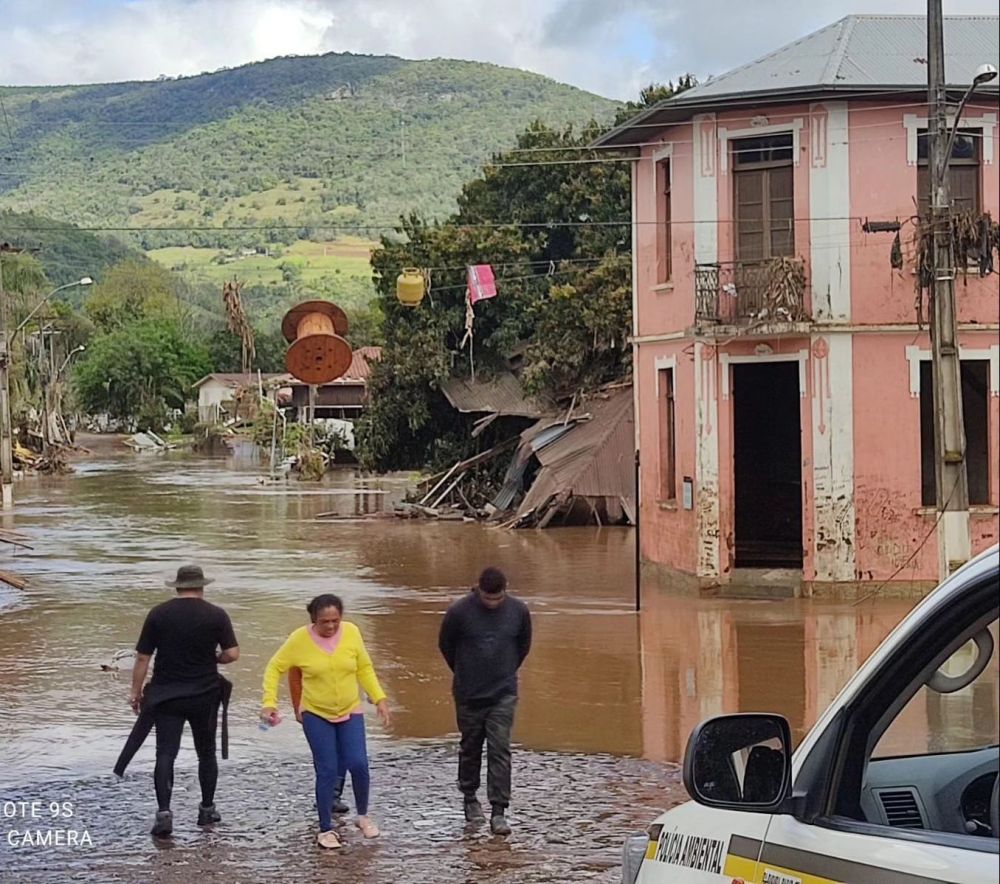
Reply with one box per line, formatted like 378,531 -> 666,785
683,713 -> 793,813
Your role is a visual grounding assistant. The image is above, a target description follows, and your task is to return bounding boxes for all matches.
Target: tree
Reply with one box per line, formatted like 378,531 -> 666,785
614,76 -> 697,126
356,81 -> 694,473
522,253 -> 631,397
83,259 -> 181,331
72,318 -> 211,429
1,251 -> 50,427
0,250 -> 48,301
354,126 -> 625,472
207,325 -> 286,372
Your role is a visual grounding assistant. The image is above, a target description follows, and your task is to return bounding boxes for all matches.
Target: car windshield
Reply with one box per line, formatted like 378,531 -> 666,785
875,617 -> 999,758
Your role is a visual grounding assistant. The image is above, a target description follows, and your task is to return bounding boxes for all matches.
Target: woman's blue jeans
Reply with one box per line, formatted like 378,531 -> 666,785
301,711 -> 370,831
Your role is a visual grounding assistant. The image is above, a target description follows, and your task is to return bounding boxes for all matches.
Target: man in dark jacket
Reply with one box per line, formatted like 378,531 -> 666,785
127,565 -> 239,838
438,566 -> 531,836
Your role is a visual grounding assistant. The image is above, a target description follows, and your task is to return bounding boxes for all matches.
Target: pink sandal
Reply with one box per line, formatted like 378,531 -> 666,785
356,816 -> 380,838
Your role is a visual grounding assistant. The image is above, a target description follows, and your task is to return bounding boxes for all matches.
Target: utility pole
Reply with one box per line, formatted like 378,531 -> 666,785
0,246 -> 16,510
927,0 -> 970,577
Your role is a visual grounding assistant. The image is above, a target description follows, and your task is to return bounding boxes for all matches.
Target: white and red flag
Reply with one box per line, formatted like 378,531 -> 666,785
466,264 -> 497,304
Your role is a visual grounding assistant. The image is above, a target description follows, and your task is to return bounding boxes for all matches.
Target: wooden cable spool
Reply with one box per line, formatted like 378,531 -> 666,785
281,300 -> 353,385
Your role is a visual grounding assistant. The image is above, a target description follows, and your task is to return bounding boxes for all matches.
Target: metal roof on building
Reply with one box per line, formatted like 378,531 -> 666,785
596,15 -> 999,147
686,16 -> 999,98
342,346 -> 381,383
192,373 -> 289,389
441,373 -> 555,418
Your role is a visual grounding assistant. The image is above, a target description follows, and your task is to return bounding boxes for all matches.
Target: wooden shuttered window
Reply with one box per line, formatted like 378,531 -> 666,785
657,159 -> 672,283
916,130 -> 981,217
919,360 -> 991,506
733,134 -> 794,261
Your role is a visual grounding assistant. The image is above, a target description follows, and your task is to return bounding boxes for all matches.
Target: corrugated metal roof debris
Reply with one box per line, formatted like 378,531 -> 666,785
441,373 -> 556,418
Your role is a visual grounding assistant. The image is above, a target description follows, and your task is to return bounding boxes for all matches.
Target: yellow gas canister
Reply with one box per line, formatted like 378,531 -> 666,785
396,267 -> 426,307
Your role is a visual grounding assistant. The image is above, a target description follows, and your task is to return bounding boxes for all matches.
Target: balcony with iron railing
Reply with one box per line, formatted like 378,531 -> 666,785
694,257 -> 810,329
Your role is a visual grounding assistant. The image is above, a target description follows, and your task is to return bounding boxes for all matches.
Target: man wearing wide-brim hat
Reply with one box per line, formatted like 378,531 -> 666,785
119,565 -> 239,838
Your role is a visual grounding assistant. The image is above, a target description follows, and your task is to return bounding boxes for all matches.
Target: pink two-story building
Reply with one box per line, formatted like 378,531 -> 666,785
596,15 -> 999,593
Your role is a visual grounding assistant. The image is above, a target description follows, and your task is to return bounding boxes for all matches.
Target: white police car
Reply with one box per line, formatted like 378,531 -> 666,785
622,544 -> 999,884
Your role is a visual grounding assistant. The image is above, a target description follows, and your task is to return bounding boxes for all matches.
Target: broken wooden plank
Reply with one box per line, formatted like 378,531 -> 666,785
419,461 -> 461,505
471,412 -> 500,439
536,498 -> 563,529
0,527 -> 31,540
491,512 -> 523,530
0,570 -> 28,590
456,485 -> 475,512
562,393 -> 577,426
430,472 -> 466,509
417,436 -> 519,490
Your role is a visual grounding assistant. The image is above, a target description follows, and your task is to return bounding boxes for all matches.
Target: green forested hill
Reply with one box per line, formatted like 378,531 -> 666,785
0,210 -> 145,289
0,53 -> 617,251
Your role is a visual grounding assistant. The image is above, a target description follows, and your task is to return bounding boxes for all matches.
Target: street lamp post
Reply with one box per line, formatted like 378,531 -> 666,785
58,344 -> 87,379
12,277 -> 93,340
927,0 -> 997,577
0,275 -> 93,508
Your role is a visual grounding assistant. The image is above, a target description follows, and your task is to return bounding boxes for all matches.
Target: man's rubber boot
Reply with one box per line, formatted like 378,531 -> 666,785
464,797 -> 486,823
490,807 -> 511,836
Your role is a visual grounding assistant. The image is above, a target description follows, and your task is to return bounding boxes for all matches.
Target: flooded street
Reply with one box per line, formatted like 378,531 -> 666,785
1,440 -> 996,881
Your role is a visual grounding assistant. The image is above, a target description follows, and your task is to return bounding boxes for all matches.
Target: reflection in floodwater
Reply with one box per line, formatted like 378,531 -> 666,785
0,442 -> 996,791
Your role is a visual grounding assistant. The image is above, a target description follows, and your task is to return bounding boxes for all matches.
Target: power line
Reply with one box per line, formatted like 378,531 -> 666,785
0,214 -> 878,233
1,95 -> 994,164
0,88 -> 981,134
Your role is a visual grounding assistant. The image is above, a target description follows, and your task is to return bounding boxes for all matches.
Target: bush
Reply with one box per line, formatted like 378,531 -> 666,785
176,410 -> 199,433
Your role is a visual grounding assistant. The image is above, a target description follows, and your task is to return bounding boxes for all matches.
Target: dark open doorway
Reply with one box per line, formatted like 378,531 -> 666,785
733,361 -> 803,568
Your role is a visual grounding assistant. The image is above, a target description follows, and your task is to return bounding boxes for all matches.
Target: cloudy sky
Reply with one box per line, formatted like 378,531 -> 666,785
3,0 -> 997,99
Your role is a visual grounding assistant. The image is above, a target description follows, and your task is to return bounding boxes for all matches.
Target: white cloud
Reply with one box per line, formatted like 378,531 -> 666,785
2,0 -> 997,99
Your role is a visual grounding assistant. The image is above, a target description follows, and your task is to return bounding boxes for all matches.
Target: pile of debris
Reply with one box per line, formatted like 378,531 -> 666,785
397,437 -> 521,521
401,381 -> 635,529
14,441 -> 77,474
123,431 -> 174,453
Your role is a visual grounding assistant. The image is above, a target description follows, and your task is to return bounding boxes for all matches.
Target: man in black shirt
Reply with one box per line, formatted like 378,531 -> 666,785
438,566 -> 531,836
129,565 -> 239,837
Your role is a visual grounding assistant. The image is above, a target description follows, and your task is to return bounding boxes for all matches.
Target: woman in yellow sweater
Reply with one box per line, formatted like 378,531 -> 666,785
261,593 -> 391,849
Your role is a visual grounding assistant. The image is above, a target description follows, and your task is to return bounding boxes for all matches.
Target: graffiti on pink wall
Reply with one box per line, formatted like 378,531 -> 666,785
856,485 -> 915,573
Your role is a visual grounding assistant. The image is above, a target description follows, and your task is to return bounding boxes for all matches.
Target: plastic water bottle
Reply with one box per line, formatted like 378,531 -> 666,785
258,711 -> 282,731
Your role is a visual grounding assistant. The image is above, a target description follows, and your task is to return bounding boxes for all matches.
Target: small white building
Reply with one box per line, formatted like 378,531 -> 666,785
192,373 -> 290,424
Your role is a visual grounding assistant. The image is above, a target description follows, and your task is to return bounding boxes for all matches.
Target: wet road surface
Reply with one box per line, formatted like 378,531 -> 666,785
0,745 -> 682,883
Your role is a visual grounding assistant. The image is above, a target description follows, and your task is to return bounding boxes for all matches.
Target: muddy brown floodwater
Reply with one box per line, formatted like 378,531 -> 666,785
0,437 -> 995,882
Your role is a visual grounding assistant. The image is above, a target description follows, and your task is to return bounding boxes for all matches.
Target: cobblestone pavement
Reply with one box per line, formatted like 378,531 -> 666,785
0,742 -> 685,884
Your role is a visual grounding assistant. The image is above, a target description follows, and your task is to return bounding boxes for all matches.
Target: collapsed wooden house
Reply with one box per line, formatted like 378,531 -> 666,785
408,376 -> 635,529
496,386 -> 635,528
